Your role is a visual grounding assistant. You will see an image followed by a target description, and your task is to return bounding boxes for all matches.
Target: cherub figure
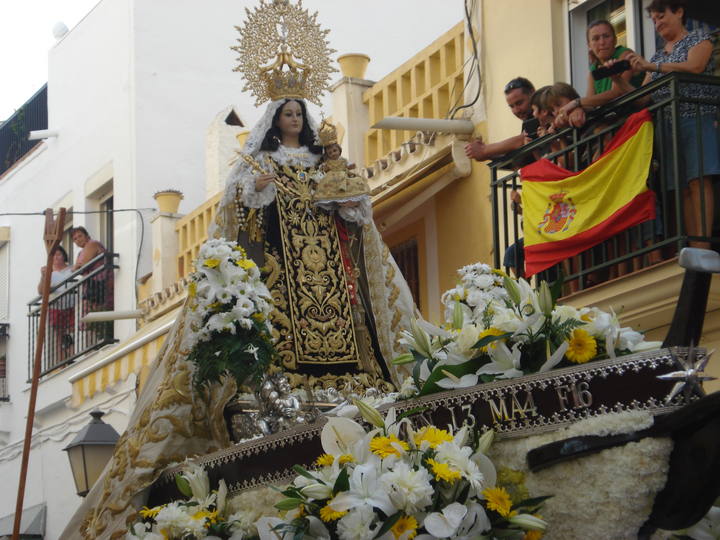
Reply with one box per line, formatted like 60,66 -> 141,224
255,372 -> 317,434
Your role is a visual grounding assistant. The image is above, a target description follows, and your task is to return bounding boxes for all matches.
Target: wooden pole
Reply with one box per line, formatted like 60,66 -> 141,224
12,208 -> 66,540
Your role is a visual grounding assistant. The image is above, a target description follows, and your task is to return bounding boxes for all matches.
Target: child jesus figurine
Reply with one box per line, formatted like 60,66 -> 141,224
313,119 -> 370,206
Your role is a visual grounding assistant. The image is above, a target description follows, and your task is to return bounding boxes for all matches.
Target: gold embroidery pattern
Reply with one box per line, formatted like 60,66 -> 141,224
273,164 -> 360,366
76,312 -> 237,539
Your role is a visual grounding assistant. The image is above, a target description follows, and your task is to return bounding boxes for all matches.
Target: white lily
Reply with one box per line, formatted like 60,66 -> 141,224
509,513 -> 547,531
475,429 -> 494,454
182,462 -> 210,502
216,479 -> 228,517
329,459 -> 397,516
321,416 -> 367,456
455,502 -> 492,538
539,341 -> 569,373
435,371 -> 478,390
476,342 -> 524,379
681,505 -> 720,540
301,482 -> 334,500
424,502 -> 468,538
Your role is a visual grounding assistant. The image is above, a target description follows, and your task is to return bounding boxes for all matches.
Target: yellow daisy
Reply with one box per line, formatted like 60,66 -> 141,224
191,509 -> 218,526
426,458 -> 461,483
338,454 -> 355,465
315,453 -> 334,467
391,515 -> 418,540
139,505 -> 164,519
319,502 -> 347,522
369,434 -> 409,458
483,486 -> 515,517
414,426 -> 453,449
524,530 -> 544,540
203,258 -> 221,268
477,327 -> 505,352
565,328 -> 597,364
236,259 -> 256,270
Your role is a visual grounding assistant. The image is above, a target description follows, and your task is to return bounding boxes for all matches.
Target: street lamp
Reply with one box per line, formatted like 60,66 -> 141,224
63,410 -> 120,497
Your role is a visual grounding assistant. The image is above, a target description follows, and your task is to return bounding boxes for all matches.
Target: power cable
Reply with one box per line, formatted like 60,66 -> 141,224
448,0 -> 482,119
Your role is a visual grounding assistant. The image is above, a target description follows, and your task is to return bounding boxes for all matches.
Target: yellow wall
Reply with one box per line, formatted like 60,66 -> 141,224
435,163 -> 494,294
481,0 -> 567,143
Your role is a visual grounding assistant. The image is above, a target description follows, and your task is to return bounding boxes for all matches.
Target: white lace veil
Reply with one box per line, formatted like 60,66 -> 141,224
212,99 -> 320,235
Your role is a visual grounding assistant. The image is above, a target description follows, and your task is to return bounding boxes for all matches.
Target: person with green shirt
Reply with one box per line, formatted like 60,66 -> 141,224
558,19 -> 645,119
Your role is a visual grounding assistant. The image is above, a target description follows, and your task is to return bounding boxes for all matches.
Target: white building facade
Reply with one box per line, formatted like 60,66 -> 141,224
0,0 -> 254,536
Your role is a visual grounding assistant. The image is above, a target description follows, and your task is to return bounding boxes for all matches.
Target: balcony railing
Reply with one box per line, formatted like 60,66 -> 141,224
0,85 -> 48,177
490,72 -> 720,293
27,252 -> 118,378
0,377 -> 7,401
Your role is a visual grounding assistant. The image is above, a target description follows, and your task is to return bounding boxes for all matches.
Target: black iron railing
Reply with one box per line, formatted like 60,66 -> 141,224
0,85 -> 48,176
27,252 -> 118,378
490,72 -> 720,293
0,377 -> 7,401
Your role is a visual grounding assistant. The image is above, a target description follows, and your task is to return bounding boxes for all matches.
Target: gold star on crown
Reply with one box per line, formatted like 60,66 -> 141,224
232,0 -> 337,106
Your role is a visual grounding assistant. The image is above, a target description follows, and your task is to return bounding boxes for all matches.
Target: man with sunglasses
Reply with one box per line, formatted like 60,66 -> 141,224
465,77 -> 535,162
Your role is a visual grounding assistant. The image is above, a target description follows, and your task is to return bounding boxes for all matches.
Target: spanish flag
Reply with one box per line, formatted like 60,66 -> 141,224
521,109 -> 656,277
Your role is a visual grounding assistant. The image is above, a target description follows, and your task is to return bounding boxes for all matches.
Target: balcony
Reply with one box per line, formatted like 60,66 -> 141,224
363,22 -> 464,166
27,252 -> 118,378
490,72 -> 720,293
0,85 -> 48,177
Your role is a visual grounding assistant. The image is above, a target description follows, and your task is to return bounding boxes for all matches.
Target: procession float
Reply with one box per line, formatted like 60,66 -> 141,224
60,2 -> 720,539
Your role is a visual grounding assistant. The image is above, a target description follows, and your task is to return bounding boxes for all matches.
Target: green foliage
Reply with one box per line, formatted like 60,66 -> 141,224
175,474 -> 192,498
373,511 -> 402,539
332,467 -> 349,494
188,320 -> 274,389
419,360 -> 477,396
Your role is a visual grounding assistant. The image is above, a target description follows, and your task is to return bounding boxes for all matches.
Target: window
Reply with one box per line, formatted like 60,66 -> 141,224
0,243 -> 8,322
61,208 -> 74,263
99,195 -> 113,252
0,355 -> 6,401
390,238 -> 421,310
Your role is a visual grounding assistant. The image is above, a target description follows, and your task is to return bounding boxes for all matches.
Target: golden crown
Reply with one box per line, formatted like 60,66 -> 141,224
233,0 -> 336,106
317,118 -> 339,147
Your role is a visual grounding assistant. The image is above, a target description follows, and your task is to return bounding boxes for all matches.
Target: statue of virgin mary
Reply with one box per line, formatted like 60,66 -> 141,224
61,2 -> 415,538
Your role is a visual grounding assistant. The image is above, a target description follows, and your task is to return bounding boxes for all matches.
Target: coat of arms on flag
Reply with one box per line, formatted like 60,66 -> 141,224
520,109 -> 656,277
538,192 -> 576,234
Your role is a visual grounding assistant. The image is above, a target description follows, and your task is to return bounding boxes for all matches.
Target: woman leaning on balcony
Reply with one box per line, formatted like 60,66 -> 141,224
558,19 -> 646,120
38,246 -> 75,362
621,0 -> 719,248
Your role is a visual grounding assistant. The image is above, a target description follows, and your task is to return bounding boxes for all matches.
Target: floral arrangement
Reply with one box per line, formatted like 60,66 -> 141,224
126,462 -> 262,539
395,263 -> 661,396
183,238 -> 275,388
256,402 -> 548,539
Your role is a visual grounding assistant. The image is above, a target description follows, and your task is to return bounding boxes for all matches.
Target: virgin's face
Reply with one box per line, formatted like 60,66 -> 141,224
275,100 -> 303,137
588,24 -> 616,62
651,8 -> 684,41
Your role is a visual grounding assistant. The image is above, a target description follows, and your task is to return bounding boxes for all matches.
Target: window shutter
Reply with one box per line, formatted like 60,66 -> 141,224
0,245 -> 8,321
